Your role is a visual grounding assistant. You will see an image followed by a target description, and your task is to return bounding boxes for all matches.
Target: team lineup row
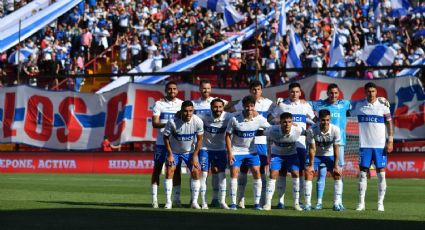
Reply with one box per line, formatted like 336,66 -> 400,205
150,80 -> 393,212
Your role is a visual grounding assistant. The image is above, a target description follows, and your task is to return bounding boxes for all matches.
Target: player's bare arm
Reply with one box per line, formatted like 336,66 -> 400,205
152,115 -> 166,128
385,120 -> 394,153
225,132 -> 234,165
163,135 -> 174,166
191,134 -> 204,170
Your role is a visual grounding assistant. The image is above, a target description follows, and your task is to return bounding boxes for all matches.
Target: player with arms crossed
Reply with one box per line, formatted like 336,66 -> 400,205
151,82 -> 183,208
226,95 -> 270,210
351,82 -> 393,212
268,82 -> 315,208
228,80 -> 273,208
192,80 -> 228,208
304,109 -> 343,211
263,112 -> 303,211
196,98 -> 233,209
310,83 -> 351,210
163,101 -> 204,209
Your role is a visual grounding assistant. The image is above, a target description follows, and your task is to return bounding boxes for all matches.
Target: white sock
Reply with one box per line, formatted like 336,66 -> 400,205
218,172 -> 227,203
265,179 -> 276,205
317,198 -> 323,205
359,171 -> 368,205
164,179 -> 173,203
238,173 -> 247,201
304,180 -> 312,206
277,176 -> 286,204
152,184 -> 158,202
253,179 -> 262,205
200,171 -> 208,204
230,178 -> 238,205
334,179 -> 342,205
377,172 -> 387,205
261,174 -> 267,204
299,176 -> 305,202
173,185 -> 181,202
212,173 -> 219,201
191,179 -> 201,204
292,177 -> 300,205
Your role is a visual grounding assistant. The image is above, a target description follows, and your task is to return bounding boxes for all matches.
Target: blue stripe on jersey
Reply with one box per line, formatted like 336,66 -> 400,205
194,109 -> 211,115
204,125 -> 226,134
358,115 -> 385,123
316,141 -> 333,148
292,114 -> 306,123
172,133 -> 196,141
275,142 -> 296,147
233,130 -> 257,138
258,111 -> 268,118
160,112 -> 176,120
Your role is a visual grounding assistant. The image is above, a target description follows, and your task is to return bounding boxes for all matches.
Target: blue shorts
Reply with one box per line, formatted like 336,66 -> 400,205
270,154 -> 300,172
171,152 -> 194,169
255,143 -> 267,155
199,149 -> 227,172
232,154 -> 260,168
339,145 -> 345,166
154,145 -> 167,164
359,148 -> 387,169
297,148 -> 307,170
313,156 -> 336,172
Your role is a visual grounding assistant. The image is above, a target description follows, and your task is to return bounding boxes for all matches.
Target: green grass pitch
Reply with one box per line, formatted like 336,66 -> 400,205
0,173 -> 424,230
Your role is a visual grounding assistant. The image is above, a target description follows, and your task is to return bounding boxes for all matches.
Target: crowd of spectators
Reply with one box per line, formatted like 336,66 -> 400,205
0,0 -> 424,90
0,0 -> 33,18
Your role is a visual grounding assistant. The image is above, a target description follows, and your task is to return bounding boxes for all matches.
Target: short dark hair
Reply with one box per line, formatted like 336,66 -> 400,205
364,82 -> 377,90
249,80 -> 262,89
210,98 -> 224,107
181,100 -> 194,109
318,109 -> 331,118
289,82 -> 301,90
165,81 -> 177,89
280,112 -> 293,120
199,79 -> 211,86
242,95 -> 256,106
327,83 -> 339,92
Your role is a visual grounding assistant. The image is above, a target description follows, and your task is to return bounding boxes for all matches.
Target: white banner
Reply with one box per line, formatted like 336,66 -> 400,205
0,75 -> 424,150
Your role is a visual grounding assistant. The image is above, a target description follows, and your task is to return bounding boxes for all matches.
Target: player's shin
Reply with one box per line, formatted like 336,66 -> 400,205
265,179 -> 276,205
304,180 -> 313,207
253,179 -> 262,205
218,172 -> 227,204
358,171 -> 368,205
230,178 -> 238,205
277,176 -> 286,205
334,179 -> 342,206
200,171 -> 208,205
316,166 -> 327,205
237,173 -> 247,203
292,177 -> 300,205
377,171 -> 387,205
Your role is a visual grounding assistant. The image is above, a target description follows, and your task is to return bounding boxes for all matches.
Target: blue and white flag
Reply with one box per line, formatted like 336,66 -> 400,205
390,0 -> 410,18
286,27 -> 304,75
223,5 -> 245,28
278,1 -> 287,37
327,29 -> 345,77
413,29 -> 425,38
198,0 -> 227,13
397,57 -> 425,77
373,0 -> 382,22
310,0 -> 318,8
360,44 -> 396,66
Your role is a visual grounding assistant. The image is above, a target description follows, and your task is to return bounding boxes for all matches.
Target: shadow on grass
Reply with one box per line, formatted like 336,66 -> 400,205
1,205 -> 424,230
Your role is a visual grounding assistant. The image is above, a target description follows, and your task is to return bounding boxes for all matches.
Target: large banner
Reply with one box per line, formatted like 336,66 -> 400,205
0,75 -> 424,150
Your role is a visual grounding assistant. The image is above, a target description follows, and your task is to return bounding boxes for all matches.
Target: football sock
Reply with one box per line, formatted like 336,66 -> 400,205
265,179 -> 276,205
253,179 -> 262,205
292,177 -> 300,205
334,179 -> 342,205
238,173 -> 247,201
191,179 -> 201,204
212,173 -> 219,201
165,179 -> 173,203
218,172 -> 227,203
317,166 -> 327,204
277,176 -> 286,204
230,178 -> 238,205
152,184 -> 158,203
358,171 -> 368,205
304,180 -> 313,206
377,172 -> 387,205
200,171 -> 208,204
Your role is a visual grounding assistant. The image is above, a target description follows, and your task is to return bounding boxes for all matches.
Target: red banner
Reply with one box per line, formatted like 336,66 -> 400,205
0,152 -> 154,174
385,153 -> 425,178
394,141 -> 425,153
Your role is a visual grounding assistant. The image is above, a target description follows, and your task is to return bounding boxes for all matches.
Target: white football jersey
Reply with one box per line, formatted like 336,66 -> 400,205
152,98 -> 183,145
265,125 -> 303,156
270,99 -> 315,149
163,115 -> 204,154
351,98 -> 391,148
307,124 -> 341,156
226,112 -> 270,155
235,97 -> 274,144
192,97 -> 228,116
198,111 -> 233,151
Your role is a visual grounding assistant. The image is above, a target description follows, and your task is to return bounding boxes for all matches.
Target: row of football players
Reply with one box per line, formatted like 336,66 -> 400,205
150,80 -> 393,211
